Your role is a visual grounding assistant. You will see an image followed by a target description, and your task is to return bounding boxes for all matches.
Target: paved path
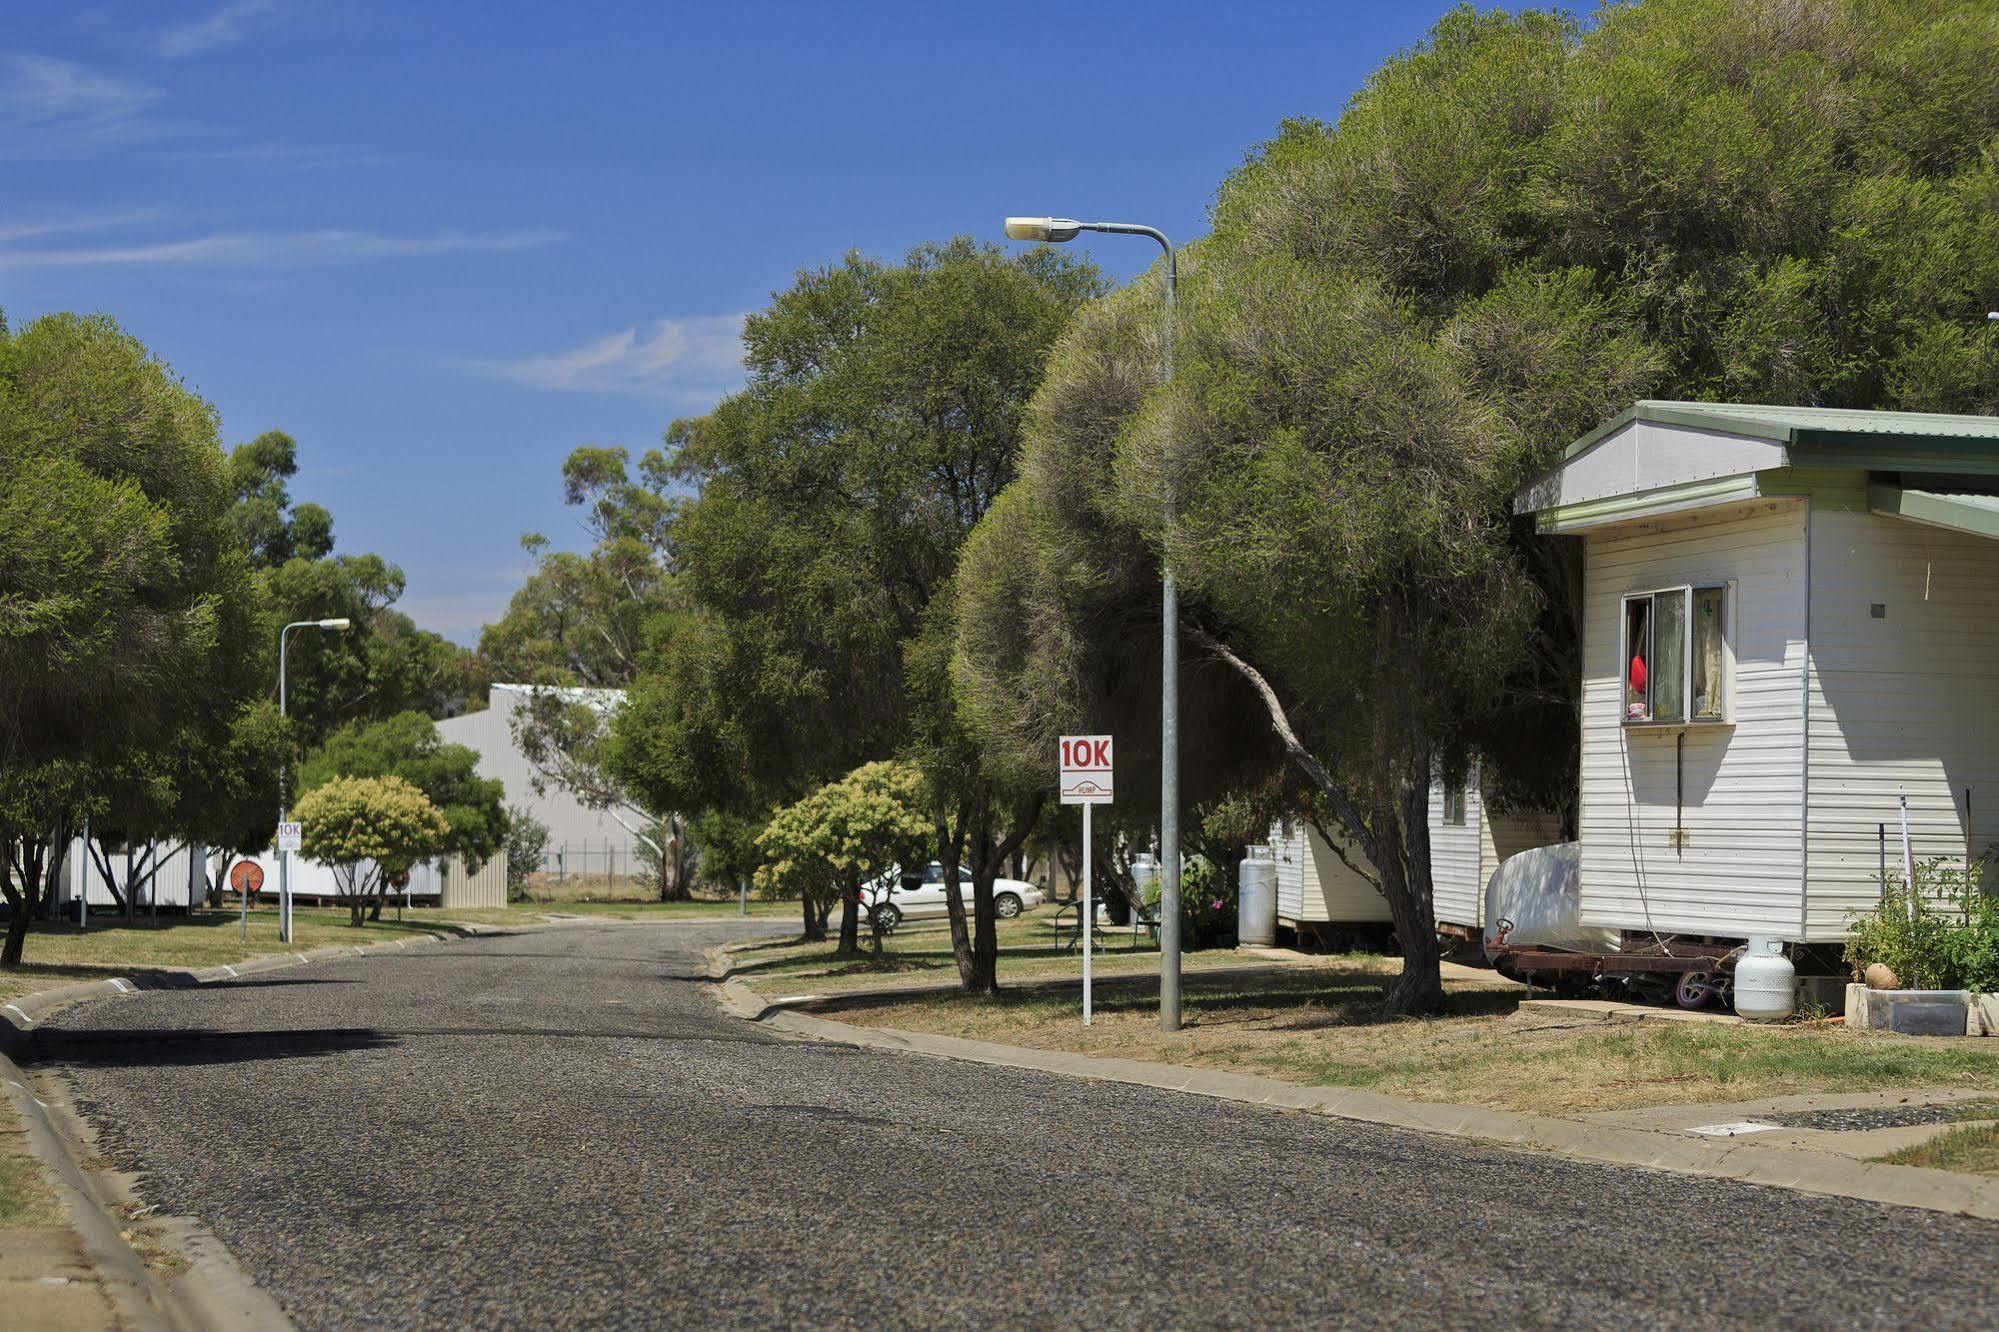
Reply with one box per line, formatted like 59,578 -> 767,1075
27,924 -> 1999,1329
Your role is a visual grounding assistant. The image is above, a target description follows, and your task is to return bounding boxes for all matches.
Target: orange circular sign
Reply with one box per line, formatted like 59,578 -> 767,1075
229,860 -> 265,894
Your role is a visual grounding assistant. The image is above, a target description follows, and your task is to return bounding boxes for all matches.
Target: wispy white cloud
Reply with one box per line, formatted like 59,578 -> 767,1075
0,207 -> 167,243
0,226 -> 560,268
165,141 -> 398,170
480,315 -> 748,401
156,0 -> 288,60
0,52 -> 163,151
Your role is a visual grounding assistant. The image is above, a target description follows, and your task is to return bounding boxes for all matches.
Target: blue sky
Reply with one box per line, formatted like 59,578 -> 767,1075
4,0 -> 1467,643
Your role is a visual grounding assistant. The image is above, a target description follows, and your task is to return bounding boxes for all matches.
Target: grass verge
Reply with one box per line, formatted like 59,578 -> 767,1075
1876,1122 -> 1999,1177
727,906 -> 1364,994
0,907 -> 462,1000
840,966 -> 1999,1118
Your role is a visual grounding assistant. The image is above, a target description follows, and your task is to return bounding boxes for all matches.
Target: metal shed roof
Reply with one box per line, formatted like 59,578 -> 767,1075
1867,485 -> 1999,541
1559,401 -> 1999,462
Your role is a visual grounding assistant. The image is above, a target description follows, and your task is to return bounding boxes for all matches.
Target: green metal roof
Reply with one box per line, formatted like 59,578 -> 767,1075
1559,400 -> 1999,461
1868,484 -> 1999,541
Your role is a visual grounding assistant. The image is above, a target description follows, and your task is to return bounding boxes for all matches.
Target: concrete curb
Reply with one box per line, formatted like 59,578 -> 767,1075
0,919 -> 529,1328
735,992 -> 1999,1222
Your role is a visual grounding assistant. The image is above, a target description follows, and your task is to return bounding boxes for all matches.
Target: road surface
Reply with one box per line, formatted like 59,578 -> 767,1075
29,923 -> 1999,1328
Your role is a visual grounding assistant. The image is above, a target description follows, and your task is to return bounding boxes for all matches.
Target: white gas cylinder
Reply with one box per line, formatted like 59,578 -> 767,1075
1733,936 -> 1796,1022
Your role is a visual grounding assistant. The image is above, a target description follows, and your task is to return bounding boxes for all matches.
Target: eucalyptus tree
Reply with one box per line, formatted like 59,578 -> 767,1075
609,238 -> 1102,987
957,0 -> 1999,1013
0,311 -> 276,962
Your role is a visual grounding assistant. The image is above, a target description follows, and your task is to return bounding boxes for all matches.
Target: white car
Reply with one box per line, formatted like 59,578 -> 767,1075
862,862 -> 1044,930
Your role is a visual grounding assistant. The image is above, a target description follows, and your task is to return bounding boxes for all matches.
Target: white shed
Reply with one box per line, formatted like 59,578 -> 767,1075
1515,401 -> 1999,946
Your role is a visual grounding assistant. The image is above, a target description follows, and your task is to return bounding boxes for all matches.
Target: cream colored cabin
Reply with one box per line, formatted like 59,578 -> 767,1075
1269,766 -> 1559,935
1516,402 -> 1999,945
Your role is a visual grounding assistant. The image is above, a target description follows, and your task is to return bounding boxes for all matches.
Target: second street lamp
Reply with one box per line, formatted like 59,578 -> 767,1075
1003,215 -> 1184,1032
277,617 -> 352,942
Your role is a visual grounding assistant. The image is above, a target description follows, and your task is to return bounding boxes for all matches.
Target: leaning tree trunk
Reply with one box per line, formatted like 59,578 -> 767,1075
936,808 -> 978,990
3,824 -> 60,965
799,893 -> 825,942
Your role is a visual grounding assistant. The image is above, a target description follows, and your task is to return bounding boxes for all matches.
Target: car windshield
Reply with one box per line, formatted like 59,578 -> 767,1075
921,865 -> 945,885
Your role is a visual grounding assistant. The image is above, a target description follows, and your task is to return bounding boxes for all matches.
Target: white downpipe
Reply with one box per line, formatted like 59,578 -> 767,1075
1900,791 -> 1916,922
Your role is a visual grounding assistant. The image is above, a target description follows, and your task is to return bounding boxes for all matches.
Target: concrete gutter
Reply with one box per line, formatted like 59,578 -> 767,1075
706,951 -> 1999,1222
0,920 -> 529,1329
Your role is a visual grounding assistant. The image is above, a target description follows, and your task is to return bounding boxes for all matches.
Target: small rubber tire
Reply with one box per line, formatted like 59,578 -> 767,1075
994,892 -> 1023,920
1675,970 -> 1715,1010
871,903 -> 902,933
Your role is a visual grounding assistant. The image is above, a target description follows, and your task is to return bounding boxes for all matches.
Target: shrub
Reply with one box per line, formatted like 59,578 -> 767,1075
1846,857 -> 1999,992
1180,855 -> 1237,951
504,805 -> 551,902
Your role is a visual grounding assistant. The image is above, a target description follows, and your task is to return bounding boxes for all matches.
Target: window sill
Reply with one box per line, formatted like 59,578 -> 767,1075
1620,717 -> 1733,732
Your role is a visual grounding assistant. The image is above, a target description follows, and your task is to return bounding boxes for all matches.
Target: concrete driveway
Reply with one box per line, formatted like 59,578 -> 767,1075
27,923 -> 1999,1329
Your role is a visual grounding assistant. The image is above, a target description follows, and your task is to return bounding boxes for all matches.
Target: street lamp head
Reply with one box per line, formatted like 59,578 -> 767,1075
317,618 -> 352,630
1004,216 -> 1084,244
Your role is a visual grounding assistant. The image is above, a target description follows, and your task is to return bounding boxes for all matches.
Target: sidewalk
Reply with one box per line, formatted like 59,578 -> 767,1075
1,1091 -> 120,1330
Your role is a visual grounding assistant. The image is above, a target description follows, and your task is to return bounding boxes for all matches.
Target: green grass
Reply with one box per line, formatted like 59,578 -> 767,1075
1877,1121 -> 1999,1176
0,907 -> 467,999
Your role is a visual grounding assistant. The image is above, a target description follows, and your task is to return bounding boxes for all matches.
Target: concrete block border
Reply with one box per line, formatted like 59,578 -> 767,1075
704,946 -> 1999,1222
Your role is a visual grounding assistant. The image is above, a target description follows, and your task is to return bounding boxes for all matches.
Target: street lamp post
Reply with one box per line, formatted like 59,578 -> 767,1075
278,618 -> 352,942
1003,216 -> 1183,1031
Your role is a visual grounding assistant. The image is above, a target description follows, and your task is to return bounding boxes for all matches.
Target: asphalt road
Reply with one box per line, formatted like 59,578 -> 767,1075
28,923 -> 1999,1329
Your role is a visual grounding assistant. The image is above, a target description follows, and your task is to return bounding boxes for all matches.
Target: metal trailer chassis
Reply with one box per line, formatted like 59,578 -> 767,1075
1489,942 -> 1739,1010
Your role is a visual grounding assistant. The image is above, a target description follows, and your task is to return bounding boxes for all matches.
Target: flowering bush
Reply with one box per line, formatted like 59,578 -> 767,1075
1179,855 -> 1237,951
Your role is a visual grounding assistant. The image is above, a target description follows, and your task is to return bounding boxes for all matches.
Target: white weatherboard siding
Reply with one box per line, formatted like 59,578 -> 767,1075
1429,778 -> 1484,929
1268,821 -> 1390,924
1803,507 -> 1999,938
1577,499 -> 1809,938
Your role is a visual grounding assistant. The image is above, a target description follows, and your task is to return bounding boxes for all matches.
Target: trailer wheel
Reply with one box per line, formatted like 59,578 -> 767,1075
1675,970 -> 1718,1010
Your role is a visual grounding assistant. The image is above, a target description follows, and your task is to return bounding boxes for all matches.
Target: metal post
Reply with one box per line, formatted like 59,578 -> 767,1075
78,819 -> 88,931
1001,216 -> 1179,1029
740,879 -> 747,916
1082,801 -> 1094,1027
279,623 -> 292,944
1154,234 -> 1182,1032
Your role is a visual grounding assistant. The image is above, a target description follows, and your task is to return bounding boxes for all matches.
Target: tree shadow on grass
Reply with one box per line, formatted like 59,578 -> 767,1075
27,1026 -> 400,1069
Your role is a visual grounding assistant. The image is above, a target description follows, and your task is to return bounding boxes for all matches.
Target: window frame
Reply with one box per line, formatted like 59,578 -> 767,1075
1441,785 -> 1467,826
1618,582 -> 1733,728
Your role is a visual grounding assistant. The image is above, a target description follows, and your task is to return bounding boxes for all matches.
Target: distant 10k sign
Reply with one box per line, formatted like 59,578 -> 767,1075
1059,735 -> 1113,805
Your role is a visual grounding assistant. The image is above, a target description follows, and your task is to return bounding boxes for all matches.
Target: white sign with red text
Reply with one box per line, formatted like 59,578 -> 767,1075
1059,735 -> 1113,805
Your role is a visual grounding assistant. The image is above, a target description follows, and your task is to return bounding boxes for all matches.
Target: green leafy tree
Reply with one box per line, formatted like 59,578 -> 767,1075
0,311 -> 274,963
300,710 -> 507,873
226,428 -> 334,568
610,238 -> 1101,991
504,804 -> 551,902
958,0 -> 1999,1013
295,775 -> 452,926
753,761 -> 931,955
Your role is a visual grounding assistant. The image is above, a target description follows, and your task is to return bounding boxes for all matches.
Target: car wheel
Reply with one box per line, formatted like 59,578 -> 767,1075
994,892 -> 1023,920
871,903 -> 902,933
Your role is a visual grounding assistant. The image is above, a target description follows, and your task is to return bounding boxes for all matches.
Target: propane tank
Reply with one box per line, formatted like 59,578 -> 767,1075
1238,850 -> 1278,947
1733,935 -> 1797,1022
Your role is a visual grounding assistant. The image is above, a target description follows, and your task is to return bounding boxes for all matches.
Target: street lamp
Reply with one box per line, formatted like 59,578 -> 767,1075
1004,214 -> 1184,1032
278,617 -> 351,942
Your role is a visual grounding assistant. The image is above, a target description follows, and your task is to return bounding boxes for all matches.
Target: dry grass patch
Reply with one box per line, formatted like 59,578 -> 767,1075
844,969 -> 1999,1117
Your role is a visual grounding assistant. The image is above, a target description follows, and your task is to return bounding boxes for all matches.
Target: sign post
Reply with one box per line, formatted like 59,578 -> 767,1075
1059,735 -> 1114,1026
229,859 -> 266,941
276,821 -> 302,940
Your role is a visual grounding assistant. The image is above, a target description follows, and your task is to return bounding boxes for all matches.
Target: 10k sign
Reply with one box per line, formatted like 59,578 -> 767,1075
1059,735 -> 1113,805
278,821 -> 303,852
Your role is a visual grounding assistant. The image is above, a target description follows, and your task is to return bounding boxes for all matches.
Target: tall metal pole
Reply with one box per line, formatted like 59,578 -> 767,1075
279,623 -> 293,943
1002,217 -> 1181,1029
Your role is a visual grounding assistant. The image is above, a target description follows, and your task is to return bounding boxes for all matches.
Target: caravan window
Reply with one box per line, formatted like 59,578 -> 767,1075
1442,785 -> 1467,826
1620,585 -> 1729,725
